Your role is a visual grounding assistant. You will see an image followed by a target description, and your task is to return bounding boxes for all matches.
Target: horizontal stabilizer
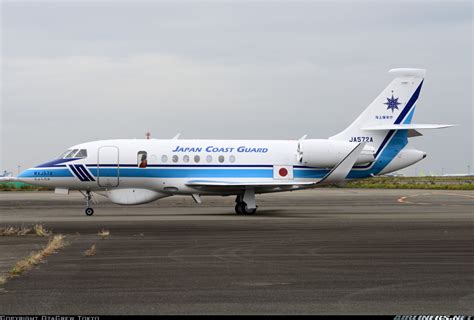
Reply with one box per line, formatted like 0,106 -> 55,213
362,124 -> 456,131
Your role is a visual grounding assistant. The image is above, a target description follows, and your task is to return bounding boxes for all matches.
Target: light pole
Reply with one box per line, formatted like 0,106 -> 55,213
17,165 -> 21,176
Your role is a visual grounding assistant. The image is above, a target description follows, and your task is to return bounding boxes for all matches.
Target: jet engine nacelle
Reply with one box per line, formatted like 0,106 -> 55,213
106,188 -> 170,205
378,149 -> 426,175
298,139 -> 375,167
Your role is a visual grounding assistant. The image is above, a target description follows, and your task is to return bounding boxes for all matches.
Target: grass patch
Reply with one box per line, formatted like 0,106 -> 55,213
33,224 -> 51,237
98,229 -> 110,239
0,224 -> 51,237
8,235 -> 66,278
0,182 -> 51,191
84,244 -> 97,257
344,176 -> 474,190
0,226 -> 32,236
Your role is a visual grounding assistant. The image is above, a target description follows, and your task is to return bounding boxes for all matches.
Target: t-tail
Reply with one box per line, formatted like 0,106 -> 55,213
330,68 -> 455,177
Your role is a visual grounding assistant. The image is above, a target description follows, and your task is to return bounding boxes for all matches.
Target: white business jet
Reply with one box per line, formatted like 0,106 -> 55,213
4,68 -> 454,216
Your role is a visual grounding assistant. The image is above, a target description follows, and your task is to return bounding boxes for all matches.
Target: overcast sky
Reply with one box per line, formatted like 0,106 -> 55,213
1,0 -> 472,175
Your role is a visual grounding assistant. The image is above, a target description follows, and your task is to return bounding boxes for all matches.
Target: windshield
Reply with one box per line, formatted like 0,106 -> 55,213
64,149 -> 79,158
75,149 -> 88,158
57,149 -> 88,159
57,150 -> 71,159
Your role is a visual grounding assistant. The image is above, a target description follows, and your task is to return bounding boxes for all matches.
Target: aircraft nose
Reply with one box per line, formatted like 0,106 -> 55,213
17,167 -> 33,179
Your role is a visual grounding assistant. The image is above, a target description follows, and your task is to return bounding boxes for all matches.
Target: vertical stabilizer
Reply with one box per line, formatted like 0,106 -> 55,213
330,68 -> 425,151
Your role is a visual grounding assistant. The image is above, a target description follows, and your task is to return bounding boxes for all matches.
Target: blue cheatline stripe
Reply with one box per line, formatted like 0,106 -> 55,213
403,106 -> 416,124
88,164 -> 330,170
17,169 -> 74,178
76,165 -> 95,181
86,164 -> 274,168
18,166 -> 349,180
88,168 -> 274,179
69,165 -> 88,181
294,169 -> 328,179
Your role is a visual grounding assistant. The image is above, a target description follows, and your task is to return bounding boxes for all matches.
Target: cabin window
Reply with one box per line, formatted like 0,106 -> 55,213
183,155 -> 190,163
194,155 -> 200,163
218,155 -> 225,163
137,151 -> 148,168
206,155 -> 212,163
172,155 -> 179,163
75,149 -> 88,158
229,155 -> 236,163
161,155 -> 168,163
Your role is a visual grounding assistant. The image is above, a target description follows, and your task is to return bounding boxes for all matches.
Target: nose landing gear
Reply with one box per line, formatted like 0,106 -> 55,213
80,190 -> 95,216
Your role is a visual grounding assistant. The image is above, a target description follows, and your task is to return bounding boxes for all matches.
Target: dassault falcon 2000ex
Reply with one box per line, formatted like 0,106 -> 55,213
3,68 -> 454,216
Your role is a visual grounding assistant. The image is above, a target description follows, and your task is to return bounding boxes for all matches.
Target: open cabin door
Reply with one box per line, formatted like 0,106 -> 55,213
97,146 -> 119,188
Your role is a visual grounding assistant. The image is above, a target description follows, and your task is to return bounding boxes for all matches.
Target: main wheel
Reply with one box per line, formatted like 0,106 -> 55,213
242,205 -> 257,215
235,203 -> 245,214
235,202 -> 257,215
85,207 -> 94,216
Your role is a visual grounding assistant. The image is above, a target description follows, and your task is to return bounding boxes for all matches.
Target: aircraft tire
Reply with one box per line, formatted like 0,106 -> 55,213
235,202 -> 256,215
85,207 -> 94,216
242,205 -> 257,215
235,203 -> 244,214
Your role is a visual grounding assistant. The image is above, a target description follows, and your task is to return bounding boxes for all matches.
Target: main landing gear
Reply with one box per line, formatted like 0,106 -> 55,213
235,188 -> 257,215
80,191 -> 94,216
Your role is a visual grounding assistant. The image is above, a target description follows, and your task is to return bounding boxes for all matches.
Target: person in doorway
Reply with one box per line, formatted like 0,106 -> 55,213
139,154 -> 147,168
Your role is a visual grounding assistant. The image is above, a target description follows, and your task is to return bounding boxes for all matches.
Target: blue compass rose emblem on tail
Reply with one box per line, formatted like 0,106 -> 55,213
384,92 -> 401,113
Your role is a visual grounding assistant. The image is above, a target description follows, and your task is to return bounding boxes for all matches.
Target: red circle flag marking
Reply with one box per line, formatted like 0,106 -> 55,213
279,168 -> 288,177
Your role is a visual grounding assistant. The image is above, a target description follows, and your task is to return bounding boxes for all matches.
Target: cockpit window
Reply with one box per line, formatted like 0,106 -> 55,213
75,149 -> 88,158
57,150 -> 71,159
58,149 -> 87,159
64,149 -> 79,158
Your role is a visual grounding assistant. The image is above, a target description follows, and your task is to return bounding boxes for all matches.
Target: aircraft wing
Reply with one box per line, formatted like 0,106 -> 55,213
187,180 -> 315,187
186,143 -> 366,193
186,180 -> 315,193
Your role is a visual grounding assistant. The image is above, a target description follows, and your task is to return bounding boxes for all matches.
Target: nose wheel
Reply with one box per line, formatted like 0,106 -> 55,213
80,191 -> 95,216
85,207 -> 94,216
